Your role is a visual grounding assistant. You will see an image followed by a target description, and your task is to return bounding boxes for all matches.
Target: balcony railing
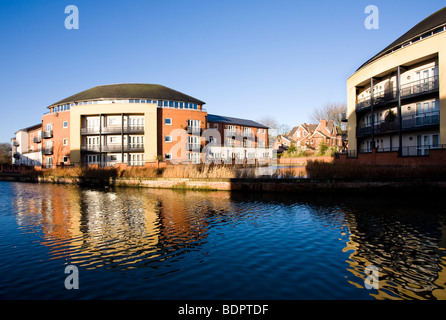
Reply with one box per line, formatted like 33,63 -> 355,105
356,76 -> 439,112
81,144 -> 144,153
33,137 -> 41,143
401,144 -> 446,157
401,111 -> 439,130
400,76 -> 439,98
43,147 -> 53,155
357,111 -> 439,137
186,143 -> 202,151
12,141 -> 19,147
186,126 -> 203,134
42,130 -> 53,139
81,126 -> 145,135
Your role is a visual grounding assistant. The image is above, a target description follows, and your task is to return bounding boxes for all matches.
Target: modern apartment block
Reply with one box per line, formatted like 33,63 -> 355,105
11,84 -> 270,167
342,7 -> 446,162
11,124 -> 43,166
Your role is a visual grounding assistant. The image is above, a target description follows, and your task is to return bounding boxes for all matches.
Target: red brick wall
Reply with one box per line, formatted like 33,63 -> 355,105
335,148 -> 446,166
42,111 -> 71,166
157,109 -> 207,159
207,121 -> 268,148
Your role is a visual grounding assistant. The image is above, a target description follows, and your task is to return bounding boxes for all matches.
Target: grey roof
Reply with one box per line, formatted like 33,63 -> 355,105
357,6 -> 446,71
15,123 -> 42,134
207,114 -> 269,129
51,83 -> 205,107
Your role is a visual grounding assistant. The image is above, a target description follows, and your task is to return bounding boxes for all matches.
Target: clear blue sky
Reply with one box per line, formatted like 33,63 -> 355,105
0,0 -> 445,142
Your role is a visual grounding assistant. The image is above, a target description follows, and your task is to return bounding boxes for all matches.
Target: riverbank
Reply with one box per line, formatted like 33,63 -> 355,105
2,162 -> 446,194
1,174 -> 444,194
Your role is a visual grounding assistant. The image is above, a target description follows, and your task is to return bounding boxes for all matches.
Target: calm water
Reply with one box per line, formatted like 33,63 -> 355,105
1,181 -> 445,300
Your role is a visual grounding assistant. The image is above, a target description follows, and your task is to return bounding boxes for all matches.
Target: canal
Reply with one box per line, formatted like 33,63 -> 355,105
0,181 -> 445,300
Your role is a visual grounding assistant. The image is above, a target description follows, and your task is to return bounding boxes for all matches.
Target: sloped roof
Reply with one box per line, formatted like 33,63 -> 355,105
357,7 -> 446,71
207,114 -> 268,129
50,84 -> 205,107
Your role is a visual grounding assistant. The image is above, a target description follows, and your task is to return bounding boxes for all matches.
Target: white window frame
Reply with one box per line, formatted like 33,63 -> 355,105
63,121 -> 68,128
165,118 -> 172,125
165,135 -> 172,143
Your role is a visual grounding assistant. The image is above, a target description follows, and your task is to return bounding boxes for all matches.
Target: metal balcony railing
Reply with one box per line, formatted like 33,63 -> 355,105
42,130 -> 53,139
356,76 -> 439,112
400,76 -> 439,98
43,147 -> 53,155
81,144 -> 144,153
401,111 -> 439,130
81,126 -> 145,135
186,126 -> 202,134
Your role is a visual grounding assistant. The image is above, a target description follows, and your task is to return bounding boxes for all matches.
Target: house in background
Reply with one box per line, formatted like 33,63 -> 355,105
274,119 -> 342,154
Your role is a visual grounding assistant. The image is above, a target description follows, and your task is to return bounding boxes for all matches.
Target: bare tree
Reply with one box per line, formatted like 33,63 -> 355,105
0,143 -> 12,165
309,102 -> 347,130
257,115 -> 279,130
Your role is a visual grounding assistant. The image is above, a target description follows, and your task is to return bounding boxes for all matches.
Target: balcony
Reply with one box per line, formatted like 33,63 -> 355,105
402,111 -> 439,131
400,76 -> 439,99
357,111 -> 439,138
33,136 -> 41,143
12,141 -> 19,147
42,130 -> 53,139
81,126 -> 145,135
356,121 -> 399,138
186,126 -> 203,134
356,76 -> 439,113
43,147 -> 53,155
356,88 -> 397,112
186,143 -> 202,151
81,144 -> 144,153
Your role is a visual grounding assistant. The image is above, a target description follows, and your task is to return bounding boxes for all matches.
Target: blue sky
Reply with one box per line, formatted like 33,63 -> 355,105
0,0 -> 445,142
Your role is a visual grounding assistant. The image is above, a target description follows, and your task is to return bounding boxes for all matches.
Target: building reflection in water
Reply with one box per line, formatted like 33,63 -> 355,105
340,196 -> 446,300
10,184 -> 446,299
12,183 -> 233,272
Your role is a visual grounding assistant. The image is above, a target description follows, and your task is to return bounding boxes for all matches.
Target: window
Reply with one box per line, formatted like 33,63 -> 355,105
110,155 -> 117,161
109,117 -> 120,126
63,121 -> 68,128
63,139 -> 68,146
109,136 -> 120,143
63,156 -> 68,163
165,153 -> 172,160
165,135 -> 172,143
165,118 -> 172,125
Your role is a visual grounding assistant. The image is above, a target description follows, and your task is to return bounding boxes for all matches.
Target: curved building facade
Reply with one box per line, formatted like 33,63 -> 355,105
344,7 -> 446,161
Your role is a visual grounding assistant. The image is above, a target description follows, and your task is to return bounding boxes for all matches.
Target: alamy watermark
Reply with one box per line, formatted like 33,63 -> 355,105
64,265 -> 79,290
364,5 -> 379,30
364,265 -> 379,290
65,5 -> 79,30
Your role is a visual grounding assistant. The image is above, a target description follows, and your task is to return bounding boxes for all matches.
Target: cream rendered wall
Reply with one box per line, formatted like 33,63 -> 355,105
347,31 -> 446,151
69,102 -> 158,163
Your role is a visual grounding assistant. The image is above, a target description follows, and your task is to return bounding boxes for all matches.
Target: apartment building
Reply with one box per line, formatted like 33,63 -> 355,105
11,124 -> 43,166
343,7 -> 446,162
206,114 -> 271,162
12,84 -> 271,167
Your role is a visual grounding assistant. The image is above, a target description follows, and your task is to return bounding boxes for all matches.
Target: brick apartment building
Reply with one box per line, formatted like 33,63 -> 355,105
11,84 -> 271,167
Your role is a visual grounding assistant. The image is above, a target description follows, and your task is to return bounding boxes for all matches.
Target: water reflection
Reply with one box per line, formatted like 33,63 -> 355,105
9,183 -> 446,299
